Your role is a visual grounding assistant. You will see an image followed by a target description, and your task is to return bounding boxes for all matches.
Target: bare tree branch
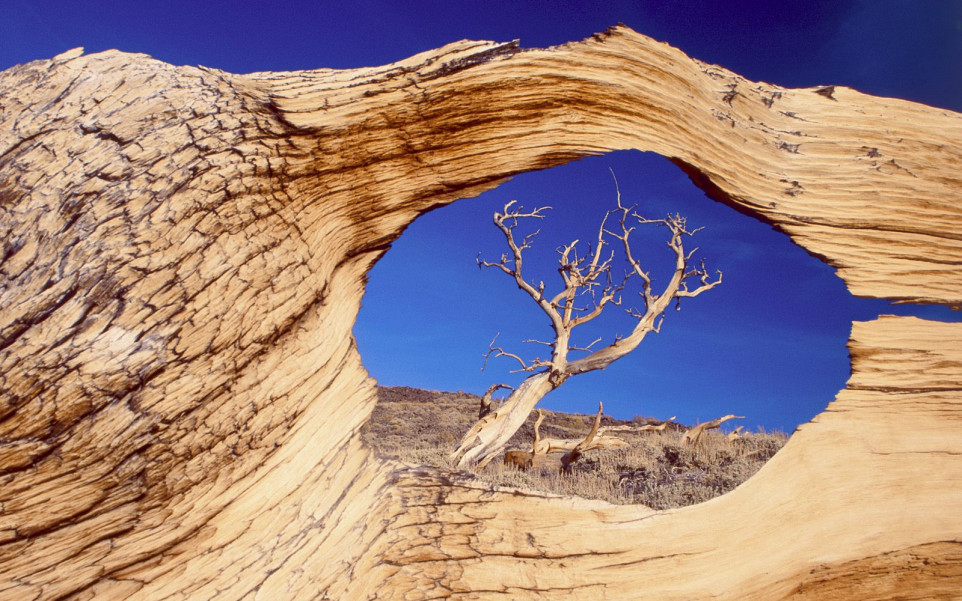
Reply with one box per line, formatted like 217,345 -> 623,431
682,414 -> 745,446
482,334 -> 548,373
561,402 -> 604,472
502,403 -> 625,471
728,425 -> 746,442
568,337 -> 602,352
566,202 -> 722,376
478,202 -> 564,332
479,383 -> 513,419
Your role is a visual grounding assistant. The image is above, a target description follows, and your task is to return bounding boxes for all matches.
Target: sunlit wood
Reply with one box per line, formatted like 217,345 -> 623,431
1,25 -> 960,600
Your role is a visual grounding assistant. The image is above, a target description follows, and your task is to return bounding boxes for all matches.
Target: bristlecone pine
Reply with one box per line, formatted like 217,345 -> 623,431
1,27 -> 960,600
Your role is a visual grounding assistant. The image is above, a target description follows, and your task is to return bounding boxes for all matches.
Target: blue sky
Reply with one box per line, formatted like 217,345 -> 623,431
2,1 -> 959,431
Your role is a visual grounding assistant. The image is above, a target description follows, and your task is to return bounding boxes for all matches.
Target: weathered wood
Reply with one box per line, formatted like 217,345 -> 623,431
503,404 -> 624,472
682,414 -> 744,446
478,383 -> 511,419
1,25 -> 960,600
636,416 -> 676,432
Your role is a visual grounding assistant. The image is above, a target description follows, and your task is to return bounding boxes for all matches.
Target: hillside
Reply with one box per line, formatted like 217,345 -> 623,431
362,386 -> 786,508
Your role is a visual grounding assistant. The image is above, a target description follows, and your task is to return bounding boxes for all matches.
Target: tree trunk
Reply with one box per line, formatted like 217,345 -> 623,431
1,27 -> 960,600
452,371 -> 556,467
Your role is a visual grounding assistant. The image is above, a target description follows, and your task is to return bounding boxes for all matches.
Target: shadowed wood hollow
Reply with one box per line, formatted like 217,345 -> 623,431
1,26 -> 960,600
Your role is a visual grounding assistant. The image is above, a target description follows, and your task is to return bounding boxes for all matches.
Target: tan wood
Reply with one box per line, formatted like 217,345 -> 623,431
503,404 -> 624,471
682,414 -> 744,446
634,416 -> 677,432
1,25 -> 960,600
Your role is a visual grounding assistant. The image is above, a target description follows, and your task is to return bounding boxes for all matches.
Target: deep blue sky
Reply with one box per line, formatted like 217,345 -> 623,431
2,1 -> 959,431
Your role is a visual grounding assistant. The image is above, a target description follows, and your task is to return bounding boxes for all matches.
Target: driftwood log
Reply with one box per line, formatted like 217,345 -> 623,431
1,26 -> 960,600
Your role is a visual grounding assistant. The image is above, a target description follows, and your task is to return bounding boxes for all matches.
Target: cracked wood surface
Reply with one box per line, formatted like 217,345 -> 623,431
0,25 -> 960,600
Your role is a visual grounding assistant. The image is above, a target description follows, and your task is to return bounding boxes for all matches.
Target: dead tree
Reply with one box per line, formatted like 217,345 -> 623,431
503,403 -> 622,471
728,425 -> 746,442
682,414 -> 745,446
451,188 -> 722,468
559,403 -> 604,472
478,383 -> 513,419
535,404 -> 629,456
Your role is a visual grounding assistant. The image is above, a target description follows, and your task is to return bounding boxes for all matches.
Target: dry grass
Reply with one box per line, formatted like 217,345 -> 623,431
362,386 -> 788,509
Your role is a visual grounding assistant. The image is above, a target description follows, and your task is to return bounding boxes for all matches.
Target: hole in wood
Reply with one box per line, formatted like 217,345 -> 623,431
354,150 -> 952,507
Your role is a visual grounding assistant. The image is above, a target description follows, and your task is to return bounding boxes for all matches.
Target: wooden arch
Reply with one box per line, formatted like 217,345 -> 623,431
1,26 -> 960,600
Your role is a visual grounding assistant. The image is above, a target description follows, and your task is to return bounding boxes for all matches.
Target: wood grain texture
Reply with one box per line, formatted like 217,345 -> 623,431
0,26 -> 959,599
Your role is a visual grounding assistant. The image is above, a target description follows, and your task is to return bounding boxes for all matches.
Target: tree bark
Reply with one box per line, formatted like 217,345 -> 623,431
453,371 -> 556,467
1,26 -> 960,600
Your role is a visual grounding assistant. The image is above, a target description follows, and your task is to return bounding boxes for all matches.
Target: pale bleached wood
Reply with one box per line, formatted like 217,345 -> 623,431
0,26 -> 959,600
681,414 -> 744,446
